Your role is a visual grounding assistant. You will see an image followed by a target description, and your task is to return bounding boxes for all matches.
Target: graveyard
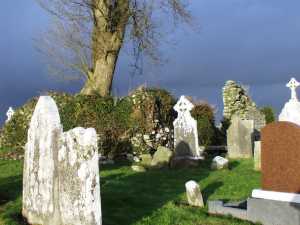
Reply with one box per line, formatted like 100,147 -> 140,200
3,77 -> 297,225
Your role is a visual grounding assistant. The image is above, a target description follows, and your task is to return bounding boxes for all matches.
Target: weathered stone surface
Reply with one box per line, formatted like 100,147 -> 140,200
185,181 -> 204,207
173,96 -> 203,159
151,146 -> 173,168
140,154 -> 152,167
211,156 -> 229,170
261,121 -> 300,193
254,141 -> 261,171
131,165 -> 146,172
227,115 -> 254,159
23,96 -> 63,225
22,96 -> 102,225
58,127 -> 101,225
222,80 -> 266,132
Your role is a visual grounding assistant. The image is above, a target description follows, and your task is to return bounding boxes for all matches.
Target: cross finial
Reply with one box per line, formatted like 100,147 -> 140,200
287,77 -> 300,101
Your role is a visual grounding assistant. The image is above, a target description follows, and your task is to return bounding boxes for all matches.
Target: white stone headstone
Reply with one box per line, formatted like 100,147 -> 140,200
173,96 -> 202,159
185,180 -> 204,207
279,77 -> 300,126
23,96 -> 102,225
5,107 -> 15,123
23,96 -> 63,224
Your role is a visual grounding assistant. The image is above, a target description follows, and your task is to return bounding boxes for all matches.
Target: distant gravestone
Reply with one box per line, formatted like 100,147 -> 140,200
279,77 -> 300,126
22,96 -> 102,225
261,122 -> 300,193
185,180 -> 204,207
173,96 -> 202,159
253,141 -> 261,171
5,107 -> 15,123
227,115 -> 254,159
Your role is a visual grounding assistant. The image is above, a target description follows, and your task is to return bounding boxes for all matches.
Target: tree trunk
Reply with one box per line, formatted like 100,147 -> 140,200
80,0 -> 129,96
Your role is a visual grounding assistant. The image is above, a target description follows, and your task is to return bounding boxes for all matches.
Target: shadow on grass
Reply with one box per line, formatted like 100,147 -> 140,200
0,175 -> 22,205
101,163 -> 219,225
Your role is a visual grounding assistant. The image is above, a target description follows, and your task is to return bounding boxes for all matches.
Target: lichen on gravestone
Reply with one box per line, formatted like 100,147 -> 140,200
22,96 -> 102,225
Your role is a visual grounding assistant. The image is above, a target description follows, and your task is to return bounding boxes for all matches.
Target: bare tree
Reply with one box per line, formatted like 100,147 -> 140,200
37,0 -> 193,96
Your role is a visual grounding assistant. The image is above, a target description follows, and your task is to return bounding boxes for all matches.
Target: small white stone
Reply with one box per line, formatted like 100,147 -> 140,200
185,180 -> 204,207
211,156 -> 229,170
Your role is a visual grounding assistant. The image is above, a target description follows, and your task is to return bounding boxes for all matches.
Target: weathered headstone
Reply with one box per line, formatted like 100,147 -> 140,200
173,96 -> 202,159
185,180 -> 204,207
58,128 -> 101,225
227,115 -> 254,159
150,146 -> 173,168
5,106 -> 15,123
253,141 -> 261,171
23,96 -> 63,225
279,77 -> 300,126
22,96 -> 102,225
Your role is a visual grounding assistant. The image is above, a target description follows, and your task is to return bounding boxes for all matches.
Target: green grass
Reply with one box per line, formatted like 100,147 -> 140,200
0,159 -> 261,225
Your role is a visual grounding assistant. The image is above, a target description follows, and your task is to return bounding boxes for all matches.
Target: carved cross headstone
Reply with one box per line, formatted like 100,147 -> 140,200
279,77 -> 300,126
173,96 -> 202,158
287,77 -> 300,101
5,107 -> 15,123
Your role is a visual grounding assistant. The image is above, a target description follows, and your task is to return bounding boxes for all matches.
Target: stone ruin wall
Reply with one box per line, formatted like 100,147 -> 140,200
222,80 -> 266,131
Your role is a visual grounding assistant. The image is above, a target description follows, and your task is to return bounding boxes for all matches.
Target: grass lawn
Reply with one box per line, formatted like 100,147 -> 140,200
0,158 -> 261,225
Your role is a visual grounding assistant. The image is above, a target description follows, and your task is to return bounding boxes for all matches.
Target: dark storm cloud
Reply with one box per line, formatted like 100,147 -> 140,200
1,0 -> 299,124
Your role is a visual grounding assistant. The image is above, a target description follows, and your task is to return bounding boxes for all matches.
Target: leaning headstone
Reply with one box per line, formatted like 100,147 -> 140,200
22,96 -> 102,225
150,146 -> 173,168
173,96 -> 202,159
185,180 -> 204,207
227,115 -> 254,159
253,141 -> 261,171
211,156 -> 229,170
5,106 -> 15,123
279,77 -> 300,126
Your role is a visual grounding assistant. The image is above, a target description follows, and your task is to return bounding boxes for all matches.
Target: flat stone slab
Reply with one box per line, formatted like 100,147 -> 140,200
248,197 -> 300,225
208,200 -> 247,220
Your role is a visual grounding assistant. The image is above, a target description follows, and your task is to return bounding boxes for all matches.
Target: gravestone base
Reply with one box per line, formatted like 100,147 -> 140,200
170,156 -> 204,169
208,190 -> 300,225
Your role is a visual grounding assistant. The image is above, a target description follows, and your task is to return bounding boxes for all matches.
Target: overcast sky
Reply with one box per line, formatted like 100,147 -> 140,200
1,0 -> 299,124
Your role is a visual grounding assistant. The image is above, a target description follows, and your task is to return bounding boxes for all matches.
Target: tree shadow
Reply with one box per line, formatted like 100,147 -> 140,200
0,175 -> 22,205
101,163 -> 218,225
229,160 -> 240,170
202,181 -> 223,203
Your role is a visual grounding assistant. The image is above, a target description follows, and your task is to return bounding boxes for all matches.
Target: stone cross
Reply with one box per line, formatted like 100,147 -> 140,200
173,96 -> 202,159
5,107 -> 15,123
287,78 -> 300,101
173,96 -> 194,135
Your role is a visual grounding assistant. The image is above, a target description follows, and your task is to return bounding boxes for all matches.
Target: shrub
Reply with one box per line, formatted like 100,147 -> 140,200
260,106 -> 276,124
0,87 -> 177,158
191,101 -> 217,147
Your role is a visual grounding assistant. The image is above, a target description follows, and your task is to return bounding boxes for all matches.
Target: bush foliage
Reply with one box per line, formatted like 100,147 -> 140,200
0,88 -> 222,157
260,106 -> 276,124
